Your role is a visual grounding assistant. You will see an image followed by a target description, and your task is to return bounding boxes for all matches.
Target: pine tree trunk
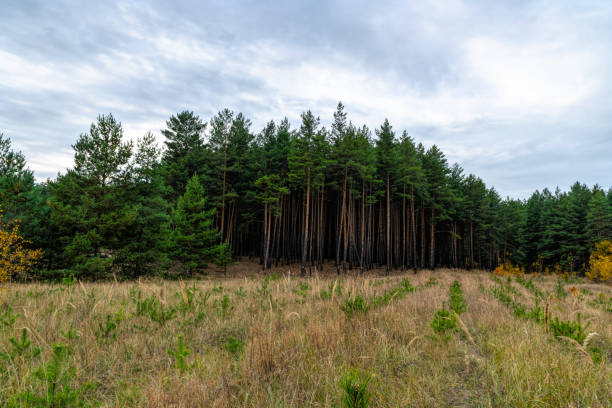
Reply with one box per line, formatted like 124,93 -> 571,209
420,200 -> 425,269
263,203 -> 271,270
386,173 -> 391,274
220,148 -> 227,242
319,186 -> 325,271
360,182 -> 365,274
402,184 -> 406,271
343,185 -> 349,272
470,221 -> 474,269
430,207 -> 435,269
301,169 -> 311,276
411,186 -> 417,273
336,170 -> 347,274
453,221 -> 458,268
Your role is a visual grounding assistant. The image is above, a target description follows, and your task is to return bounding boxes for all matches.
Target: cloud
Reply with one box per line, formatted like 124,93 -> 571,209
0,0 -> 611,197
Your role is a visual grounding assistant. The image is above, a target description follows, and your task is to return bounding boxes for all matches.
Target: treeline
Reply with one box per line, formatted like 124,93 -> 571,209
1,103 -> 611,279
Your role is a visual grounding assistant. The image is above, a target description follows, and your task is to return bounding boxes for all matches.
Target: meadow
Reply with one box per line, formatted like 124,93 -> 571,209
1,265 -> 611,407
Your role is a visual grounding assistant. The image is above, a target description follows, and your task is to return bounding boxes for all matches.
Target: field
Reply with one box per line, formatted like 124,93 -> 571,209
1,265 -> 611,407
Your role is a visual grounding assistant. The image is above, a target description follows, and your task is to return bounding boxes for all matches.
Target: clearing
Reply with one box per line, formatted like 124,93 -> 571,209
1,267 -> 611,407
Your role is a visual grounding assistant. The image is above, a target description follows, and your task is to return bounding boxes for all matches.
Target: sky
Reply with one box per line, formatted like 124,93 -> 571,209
1,0 -> 611,198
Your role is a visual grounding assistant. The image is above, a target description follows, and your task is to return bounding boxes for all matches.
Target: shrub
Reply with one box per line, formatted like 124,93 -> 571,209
423,277 -> 438,288
0,328 -> 40,361
135,294 -> 176,325
431,303 -> 457,334
586,240 -> 612,282
223,336 -> 244,356
321,280 -> 342,299
493,261 -> 524,276
555,279 -> 567,299
94,314 -> 118,344
449,280 -> 466,315
550,313 -> 590,344
10,343 -> 92,407
0,304 -> 17,329
0,212 -> 43,286
515,276 -> 546,300
525,301 -> 545,323
213,242 -> 233,276
399,278 -> 415,293
340,368 -> 372,408
341,294 -> 370,317
216,294 -> 233,319
167,334 -> 192,372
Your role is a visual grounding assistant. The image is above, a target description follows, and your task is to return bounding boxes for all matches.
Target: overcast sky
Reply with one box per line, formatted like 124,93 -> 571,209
1,0 -> 611,198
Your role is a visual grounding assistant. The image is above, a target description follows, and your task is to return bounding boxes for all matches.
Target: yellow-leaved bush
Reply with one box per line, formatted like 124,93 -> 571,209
0,211 -> 43,287
494,261 -> 524,275
586,240 -> 612,282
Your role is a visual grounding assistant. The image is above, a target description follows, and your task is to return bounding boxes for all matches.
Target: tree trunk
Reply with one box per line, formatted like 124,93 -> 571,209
336,170 -> 347,274
430,207 -> 435,269
402,184 -> 406,271
343,185 -> 350,272
386,173 -> 391,273
263,202 -> 271,270
220,148 -> 227,242
411,186 -> 417,273
301,169 -> 311,276
360,182 -> 366,274
469,221 -> 474,269
420,200 -> 425,269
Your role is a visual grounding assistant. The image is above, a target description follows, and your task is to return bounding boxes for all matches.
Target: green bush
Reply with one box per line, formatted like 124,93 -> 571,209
94,314 -> 118,344
341,295 -> 370,317
550,313 -> 589,344
431,303 -> 457,334
223,336 -> 245,357
9,343 -> 93,407
167,334 -> 192,372
555,279 -> 567,299
135,294 -> 176,325
215,294 -> 233,319
0,328 -> 40,361
340,368 -> 372,408
449,280 -> 466,315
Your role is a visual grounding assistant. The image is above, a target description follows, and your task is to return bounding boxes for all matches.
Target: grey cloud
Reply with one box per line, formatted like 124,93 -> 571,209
0,0 -> 611,196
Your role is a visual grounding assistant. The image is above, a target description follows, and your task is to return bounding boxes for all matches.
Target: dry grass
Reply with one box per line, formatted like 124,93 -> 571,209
1,265 -> 611,407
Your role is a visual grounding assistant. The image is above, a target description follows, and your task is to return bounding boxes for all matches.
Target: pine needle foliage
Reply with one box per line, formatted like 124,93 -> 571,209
340,368 -> 372,408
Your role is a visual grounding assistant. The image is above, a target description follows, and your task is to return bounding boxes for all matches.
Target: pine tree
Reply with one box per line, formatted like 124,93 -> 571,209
463,175 -> 487,269
445,164 -> 465,269
208,109 -> 234,242
498,198 -> 526,267
289,110 -> 320,275
214,241 -> 233,277
330,104 -> 368,273
224,113 -> 255,248
5,107 -> 611,278
483,187 -> 502,270
586,188 -> 612,247
49,114 -> 136,278
564,182 -> 591,270
354,125 -> 377,273
171,175 -> 220,275
117,132 -> 171,277
0,133 -> 49,257
0,133 -> 35,225
421,145 -> 450,269
255,174 -> 288,270
161,111 -> 207,200
375,119 -> 396,273
395,133 -> 423,271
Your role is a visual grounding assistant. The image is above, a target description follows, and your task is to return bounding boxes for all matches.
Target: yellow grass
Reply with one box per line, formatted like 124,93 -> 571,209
1,265 -> 611,407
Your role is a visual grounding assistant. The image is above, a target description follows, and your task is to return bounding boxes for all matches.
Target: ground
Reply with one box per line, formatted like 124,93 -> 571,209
1,264 -> 611,407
